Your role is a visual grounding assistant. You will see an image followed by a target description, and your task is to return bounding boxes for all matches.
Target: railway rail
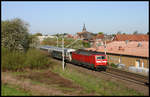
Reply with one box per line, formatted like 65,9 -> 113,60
106,66 -> 149,86
101,71 -> 147,86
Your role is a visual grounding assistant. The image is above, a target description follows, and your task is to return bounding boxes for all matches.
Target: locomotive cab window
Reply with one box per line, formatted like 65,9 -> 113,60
96,56 -> 106,60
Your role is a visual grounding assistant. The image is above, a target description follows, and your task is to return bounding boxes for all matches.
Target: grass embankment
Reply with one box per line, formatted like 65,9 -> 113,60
2,84 -> 31,96
50,63 -> 144,96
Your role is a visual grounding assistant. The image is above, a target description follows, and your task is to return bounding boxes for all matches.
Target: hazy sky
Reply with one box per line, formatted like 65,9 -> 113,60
2,1 -> 149,35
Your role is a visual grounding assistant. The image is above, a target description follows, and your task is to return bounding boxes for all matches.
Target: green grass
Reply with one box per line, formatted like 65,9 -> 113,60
1,84 -> 31,96
50,64 -> 144,96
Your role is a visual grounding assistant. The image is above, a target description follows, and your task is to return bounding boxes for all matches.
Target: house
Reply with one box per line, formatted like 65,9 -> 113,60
86,34 -> 149,70
113,34 -> 149,41
67,34 -> 73,38
91,34 -> 114,49
91,34 -> 104,48
95,34 -> 104,40
86,41 -> 149,69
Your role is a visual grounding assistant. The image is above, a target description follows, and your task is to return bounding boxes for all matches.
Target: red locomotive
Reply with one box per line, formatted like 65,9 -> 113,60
71,49 -> 107,71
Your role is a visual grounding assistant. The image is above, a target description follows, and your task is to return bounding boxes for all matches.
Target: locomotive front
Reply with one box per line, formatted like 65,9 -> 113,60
94,54 -> 107,71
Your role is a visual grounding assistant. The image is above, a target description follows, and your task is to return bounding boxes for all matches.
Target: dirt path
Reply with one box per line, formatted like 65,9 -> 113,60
2,72 -> 68,96
1,71 -> 93,96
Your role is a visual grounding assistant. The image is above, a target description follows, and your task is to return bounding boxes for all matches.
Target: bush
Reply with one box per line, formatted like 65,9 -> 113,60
1,47 -> 26,71
110,63 -> 118,68
2,47 -> 52,71
24,48 -> 51,69
82,41 -> 91,48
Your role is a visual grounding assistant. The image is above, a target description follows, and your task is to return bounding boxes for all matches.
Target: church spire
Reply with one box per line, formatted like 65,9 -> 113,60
82,23 -> 86,32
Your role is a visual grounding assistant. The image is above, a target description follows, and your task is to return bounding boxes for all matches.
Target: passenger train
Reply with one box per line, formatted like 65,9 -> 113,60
39,45 -> 107,71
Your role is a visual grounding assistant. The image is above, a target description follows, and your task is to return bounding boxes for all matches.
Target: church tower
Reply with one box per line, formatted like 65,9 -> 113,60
82,23 -> 87,32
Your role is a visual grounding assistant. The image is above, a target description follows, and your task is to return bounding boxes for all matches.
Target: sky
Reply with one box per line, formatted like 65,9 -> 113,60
2,1 -> 149,35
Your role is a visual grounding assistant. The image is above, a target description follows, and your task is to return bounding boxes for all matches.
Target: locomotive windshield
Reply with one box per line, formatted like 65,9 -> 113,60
96,56 -> 106,60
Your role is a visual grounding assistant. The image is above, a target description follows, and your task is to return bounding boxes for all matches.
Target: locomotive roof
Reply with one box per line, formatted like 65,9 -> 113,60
75,49 -> 105,56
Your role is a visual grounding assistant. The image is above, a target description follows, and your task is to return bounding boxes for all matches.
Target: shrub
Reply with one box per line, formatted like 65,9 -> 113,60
110,63 -> 118,68
1,47 -> 26,71
82,41 -> 91,48
24,48 -> 52,69
2,47 -> 52,71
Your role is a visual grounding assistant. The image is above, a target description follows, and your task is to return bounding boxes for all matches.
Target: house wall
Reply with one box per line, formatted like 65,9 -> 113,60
107,54 -> 149,68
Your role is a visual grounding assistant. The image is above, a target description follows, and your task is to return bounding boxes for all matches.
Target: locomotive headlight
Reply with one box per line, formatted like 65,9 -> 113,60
96,61 -> 107,63
103,61 -> 107,63
96,61 -> 102,63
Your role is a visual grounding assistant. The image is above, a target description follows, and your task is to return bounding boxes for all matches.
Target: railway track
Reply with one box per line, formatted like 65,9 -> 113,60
101,71 -> 147,86
106,67 -> 149,86
65,61 -> 149,95
64,59 -> 149,87
67,61 -> 149,87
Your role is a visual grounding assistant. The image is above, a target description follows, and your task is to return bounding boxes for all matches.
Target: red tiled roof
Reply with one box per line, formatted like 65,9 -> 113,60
77,32 -> 83,34
113,34 -> 149,41
96,34 -> 104,39
86,41 -> 149,57
67,34 -> 73,38
77,31 -> 90,35
92,34 -> 104,40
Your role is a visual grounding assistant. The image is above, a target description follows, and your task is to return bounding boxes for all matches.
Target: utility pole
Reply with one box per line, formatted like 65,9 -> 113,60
62,34 -> 65,71
104,40 -> 106,55
104,35 -> 107,55
55,36 -> 58,47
